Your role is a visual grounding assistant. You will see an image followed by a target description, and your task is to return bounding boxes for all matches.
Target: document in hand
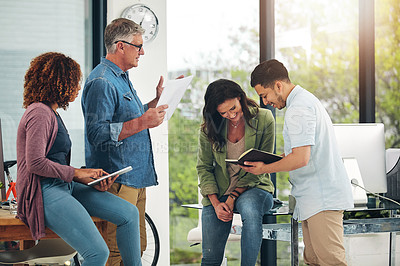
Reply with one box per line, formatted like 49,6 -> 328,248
156,75 -> 194,121
225,148 -> 282,166
87,166 -> 133,187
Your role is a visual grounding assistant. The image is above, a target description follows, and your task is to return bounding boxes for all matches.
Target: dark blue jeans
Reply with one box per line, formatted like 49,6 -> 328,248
40,178 -> 142,266
201,188 -> 274,266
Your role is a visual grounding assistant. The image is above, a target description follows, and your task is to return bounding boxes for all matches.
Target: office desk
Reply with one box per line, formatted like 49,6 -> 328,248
0,208 -> 108,252
241,208 -> 400,266
183,204 -> 400,266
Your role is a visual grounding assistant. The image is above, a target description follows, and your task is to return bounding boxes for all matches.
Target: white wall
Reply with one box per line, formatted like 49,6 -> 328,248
107,0 -> 170,264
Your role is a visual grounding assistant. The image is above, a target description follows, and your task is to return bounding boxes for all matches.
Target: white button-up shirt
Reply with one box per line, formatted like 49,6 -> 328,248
283,85 -> 354,221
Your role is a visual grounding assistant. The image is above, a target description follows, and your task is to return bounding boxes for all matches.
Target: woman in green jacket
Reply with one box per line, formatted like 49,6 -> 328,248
197,79 -> 275,265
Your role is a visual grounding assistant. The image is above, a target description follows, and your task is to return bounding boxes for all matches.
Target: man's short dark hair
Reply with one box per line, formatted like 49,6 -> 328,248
250,59 -> 290,88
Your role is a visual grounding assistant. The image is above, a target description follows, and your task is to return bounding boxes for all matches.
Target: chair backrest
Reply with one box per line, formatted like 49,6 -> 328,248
386,149 -> 400,201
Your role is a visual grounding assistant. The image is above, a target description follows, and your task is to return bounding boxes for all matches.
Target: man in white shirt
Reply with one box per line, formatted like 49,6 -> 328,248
242,59 -> 353,266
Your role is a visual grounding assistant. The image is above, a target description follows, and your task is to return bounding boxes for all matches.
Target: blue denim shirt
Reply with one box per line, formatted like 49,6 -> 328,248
81,57 -> 158,188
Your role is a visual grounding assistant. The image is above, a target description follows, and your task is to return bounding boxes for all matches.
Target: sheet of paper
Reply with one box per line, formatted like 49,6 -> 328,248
156,75 -> 194,121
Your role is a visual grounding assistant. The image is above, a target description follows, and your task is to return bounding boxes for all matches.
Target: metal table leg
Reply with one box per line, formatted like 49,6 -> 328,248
291,217 -> 298,266
390,210 -> 397,266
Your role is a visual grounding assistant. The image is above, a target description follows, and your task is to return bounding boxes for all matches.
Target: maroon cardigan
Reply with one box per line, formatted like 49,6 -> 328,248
16,102 -> 75,240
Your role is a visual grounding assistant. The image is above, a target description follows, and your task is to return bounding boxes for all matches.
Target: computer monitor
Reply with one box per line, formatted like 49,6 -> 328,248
0,119 -> 6,200
333,123 -> 387,193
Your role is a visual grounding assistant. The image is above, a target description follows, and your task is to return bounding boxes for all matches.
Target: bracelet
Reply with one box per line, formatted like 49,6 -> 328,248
233,189 -> 242,196
230,192 -> 239,198
229,194 -> 237,200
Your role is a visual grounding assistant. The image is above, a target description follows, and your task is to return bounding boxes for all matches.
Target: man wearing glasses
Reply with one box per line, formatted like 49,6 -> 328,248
81,18 -> 167,265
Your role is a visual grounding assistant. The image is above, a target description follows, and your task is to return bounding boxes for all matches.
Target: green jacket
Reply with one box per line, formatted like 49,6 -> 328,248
197,107 -> 275,206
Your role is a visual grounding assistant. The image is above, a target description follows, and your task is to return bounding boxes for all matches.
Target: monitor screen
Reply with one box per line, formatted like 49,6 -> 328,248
333,123 -> 387,193
0,119 -> 6,200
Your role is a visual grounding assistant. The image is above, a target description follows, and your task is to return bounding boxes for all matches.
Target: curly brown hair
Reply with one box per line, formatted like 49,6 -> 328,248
23,52 -> 82,109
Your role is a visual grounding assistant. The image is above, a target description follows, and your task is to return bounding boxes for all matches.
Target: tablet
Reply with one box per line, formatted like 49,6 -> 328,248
87,166 -> 133,187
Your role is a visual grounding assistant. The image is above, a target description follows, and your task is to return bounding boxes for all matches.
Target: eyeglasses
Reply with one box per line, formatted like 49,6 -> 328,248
114,40 -> 143,52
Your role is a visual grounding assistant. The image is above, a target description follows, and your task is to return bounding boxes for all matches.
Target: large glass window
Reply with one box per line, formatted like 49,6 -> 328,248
0,0 -> 91,184
375,0 -> 400,149
167,0 -> 260,264
275,0 -> 359,124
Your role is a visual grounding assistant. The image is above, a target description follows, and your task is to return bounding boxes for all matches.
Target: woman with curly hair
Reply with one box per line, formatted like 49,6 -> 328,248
197,79 -> 275,265
17,52 -> 142,265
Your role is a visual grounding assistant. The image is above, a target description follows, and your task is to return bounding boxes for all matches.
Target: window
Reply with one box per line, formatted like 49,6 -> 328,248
375,0 -> 400,149
0,0 -> 91,180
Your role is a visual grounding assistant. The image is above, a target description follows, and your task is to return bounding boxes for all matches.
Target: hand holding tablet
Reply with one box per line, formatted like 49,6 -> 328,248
88,166 -> 133,187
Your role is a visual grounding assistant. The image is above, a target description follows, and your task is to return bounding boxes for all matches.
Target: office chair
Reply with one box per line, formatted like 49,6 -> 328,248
0,238 -> 79,265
